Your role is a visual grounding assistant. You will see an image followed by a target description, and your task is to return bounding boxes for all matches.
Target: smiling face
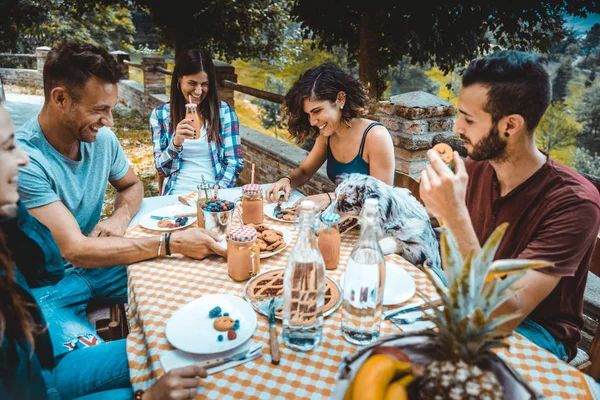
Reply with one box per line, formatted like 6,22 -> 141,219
303,97 -> 343,137
454,84 -> 507,161
0,106 -> 29,207
61,76 -> 118,143
179,71 -> 209,105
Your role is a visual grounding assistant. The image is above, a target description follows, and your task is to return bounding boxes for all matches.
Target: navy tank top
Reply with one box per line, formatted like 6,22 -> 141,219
326,122 -> 383,184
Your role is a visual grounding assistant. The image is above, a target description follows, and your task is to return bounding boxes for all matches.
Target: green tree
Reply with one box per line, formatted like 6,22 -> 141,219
133,0 -> 291,60
290,1 -> 596,100
570,147 -> 600,176
17,2 -> 135,52
0,0 -> 50,51
386,60 -> 440,97
257,77 -> 286,137
586,69 -> 596,88
576,86 -> 600,153
551,59 -> 574,104
535,103 -> 578,153
582,23 -> 600,54
548,28 -> 580,62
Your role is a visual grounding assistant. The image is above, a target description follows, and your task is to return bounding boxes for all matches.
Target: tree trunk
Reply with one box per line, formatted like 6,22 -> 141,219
359,11 -> 380,101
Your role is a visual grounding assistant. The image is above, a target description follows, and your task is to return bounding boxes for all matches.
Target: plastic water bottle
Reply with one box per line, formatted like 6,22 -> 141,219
341,198 -> 386,345
282,200 -> 325,351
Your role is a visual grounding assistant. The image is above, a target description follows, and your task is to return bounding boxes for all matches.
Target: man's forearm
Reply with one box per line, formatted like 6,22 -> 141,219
441,208 -> 481,260
64,235 -> 160,268
112,181 -> 143,223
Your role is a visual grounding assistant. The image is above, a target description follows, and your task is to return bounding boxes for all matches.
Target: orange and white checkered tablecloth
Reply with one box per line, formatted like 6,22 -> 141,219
125,193 -> 597,399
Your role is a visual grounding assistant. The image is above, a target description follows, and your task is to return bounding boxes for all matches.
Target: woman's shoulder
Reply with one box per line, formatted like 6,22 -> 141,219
361,119 -> 392,146
152,102 -> 171,117
219,100 -> 237,115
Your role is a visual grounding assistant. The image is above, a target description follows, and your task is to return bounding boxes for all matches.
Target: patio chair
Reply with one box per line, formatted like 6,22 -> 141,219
394,171 -> 422,204
87,300 -> 129,341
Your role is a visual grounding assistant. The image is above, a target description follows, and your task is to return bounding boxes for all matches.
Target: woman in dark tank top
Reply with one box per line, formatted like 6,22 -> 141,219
265,64 -> 395,210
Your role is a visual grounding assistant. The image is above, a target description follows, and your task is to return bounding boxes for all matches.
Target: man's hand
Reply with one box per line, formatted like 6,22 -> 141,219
142,364 -> 207,400
172,228 -> 227,259
420,150 -> 469,221
88,213 -> 130,237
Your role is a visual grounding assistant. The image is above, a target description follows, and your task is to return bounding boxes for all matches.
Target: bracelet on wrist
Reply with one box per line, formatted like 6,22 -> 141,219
157,234 -> 164,257
278,176 -> 291,185
165,233 -> 172,256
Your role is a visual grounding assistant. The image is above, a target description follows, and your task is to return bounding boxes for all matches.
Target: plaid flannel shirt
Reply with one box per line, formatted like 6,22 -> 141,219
150,101 -> 244,195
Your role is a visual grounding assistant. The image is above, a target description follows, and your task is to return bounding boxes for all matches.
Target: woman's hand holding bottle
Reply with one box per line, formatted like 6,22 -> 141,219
173,119 -> 197,147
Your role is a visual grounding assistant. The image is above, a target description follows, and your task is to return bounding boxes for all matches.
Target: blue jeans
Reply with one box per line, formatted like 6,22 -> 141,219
516,318 -> 569,362
31,265 -> 130,398
43,340 -> 132,400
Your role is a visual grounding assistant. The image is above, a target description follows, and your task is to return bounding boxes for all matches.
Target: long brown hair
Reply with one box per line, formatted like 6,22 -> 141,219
169,49 -> 222,147
0,230 -> 44,353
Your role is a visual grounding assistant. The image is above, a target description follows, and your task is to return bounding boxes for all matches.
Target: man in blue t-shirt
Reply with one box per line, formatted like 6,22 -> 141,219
15,42 -> 226,363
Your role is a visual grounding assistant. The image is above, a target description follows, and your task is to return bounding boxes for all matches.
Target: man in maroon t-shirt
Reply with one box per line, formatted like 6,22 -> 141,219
419,50 -> 600,361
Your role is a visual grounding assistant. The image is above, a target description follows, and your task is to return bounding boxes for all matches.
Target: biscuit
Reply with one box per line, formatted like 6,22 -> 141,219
213,316 -> 235,331
282,213 -> 295,221
157,220 -> 171,228
266,239 -> 284,252
262,230 -> 281,244
257,238 -> 268,251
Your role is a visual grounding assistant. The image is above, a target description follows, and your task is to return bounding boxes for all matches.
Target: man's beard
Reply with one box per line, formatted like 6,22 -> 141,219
469,125 -> 507,162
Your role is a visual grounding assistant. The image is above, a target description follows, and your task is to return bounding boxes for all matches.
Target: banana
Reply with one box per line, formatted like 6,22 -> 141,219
343,378 -> 354,400
352,355 -> 411,400
383,374 -> 415,400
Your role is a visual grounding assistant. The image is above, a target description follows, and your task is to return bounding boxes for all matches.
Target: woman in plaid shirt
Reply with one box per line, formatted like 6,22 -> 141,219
150,49 -> 244,195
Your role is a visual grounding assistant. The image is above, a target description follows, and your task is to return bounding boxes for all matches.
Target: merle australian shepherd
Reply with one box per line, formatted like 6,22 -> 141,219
334,173 -> 441,272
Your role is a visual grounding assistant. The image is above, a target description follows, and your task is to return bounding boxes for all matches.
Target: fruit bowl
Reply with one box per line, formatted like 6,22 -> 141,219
331,332 -> 542,400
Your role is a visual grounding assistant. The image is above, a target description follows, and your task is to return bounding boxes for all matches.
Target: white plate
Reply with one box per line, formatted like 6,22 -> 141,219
340,260 -> 416,306
264,202 -> 297,223
215,228 -> 293,259
165,294 -> 257,354
260,228 -> 292,258
139,204 -> 197,231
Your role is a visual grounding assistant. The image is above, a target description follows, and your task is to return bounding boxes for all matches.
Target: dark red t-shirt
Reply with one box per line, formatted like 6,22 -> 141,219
465,157 -> 600,360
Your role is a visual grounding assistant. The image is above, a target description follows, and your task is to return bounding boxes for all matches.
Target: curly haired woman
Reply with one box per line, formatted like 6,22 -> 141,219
265,64 -> 395,209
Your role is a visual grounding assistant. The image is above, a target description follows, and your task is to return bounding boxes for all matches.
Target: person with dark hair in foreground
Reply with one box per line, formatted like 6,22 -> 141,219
265,63 -> 395,209
420,50 -> 600,361
1,104 -> 208,399
150,49 -> 243,195
11,42 -> 225,394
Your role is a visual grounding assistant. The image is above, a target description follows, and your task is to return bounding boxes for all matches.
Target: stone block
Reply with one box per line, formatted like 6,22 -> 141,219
389,91 -> 456,120
428,117 -> 454,132
389,131 -> 439,151
373,114 -> 428,134
35,46 -> 51,73
395,158 -> 430,176
394,147 -> 429,162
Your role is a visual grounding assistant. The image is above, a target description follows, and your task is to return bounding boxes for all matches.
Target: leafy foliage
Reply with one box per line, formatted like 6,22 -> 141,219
134,0 -> 292,61
385,59 -> 440,97
536,103 -> 578,153
576,85 -> 600,152
290,1 -> 597,98
257,77 -> 286,137
570,147 -> 600,176
552,59 -> 574,104
1,1 -> 135,52
581,23 -> 600,54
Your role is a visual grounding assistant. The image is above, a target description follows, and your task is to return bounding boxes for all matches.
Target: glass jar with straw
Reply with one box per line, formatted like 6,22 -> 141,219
197,175 -> 212,228
241,164 -> 263,225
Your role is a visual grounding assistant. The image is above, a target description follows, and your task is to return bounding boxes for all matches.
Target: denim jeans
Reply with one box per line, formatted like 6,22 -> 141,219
31,265 -> 130,399
516,318 -> 569,362
43,339 -> 132,400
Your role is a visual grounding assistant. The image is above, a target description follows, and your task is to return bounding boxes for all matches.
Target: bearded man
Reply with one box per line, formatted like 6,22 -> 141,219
420,50 -> 600,363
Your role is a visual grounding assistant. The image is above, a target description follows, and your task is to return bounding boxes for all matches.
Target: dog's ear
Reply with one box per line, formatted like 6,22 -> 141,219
335,173 -> 348,186
363,182 -> 381,202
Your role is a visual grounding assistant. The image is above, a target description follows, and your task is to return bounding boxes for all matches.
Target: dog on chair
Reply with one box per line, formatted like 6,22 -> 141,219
334,174 -> 441,271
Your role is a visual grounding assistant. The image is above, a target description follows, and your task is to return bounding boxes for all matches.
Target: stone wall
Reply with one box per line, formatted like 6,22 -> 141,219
238,126 -> 335,196
371,91 -> 457,177
0,68 -> 43,88
118,80 -> 167,118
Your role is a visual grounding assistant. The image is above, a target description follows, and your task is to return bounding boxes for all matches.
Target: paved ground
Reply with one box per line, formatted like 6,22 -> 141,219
4,93 -> 44,129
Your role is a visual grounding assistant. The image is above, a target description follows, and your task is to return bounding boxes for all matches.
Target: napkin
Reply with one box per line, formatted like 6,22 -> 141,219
160,340 -> 262,375
383,298 -> 440,333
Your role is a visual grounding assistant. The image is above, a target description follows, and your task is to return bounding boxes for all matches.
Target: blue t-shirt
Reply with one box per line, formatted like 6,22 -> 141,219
16,117 -> 130,236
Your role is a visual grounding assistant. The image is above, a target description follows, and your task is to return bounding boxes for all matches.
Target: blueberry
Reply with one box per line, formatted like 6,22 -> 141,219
217,335 -> 223,342
223,312 -> 229,316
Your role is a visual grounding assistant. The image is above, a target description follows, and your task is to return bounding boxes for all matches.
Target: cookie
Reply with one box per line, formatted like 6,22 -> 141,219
281,213 -> 296,221
213,316 -> 235,331
248,224 -> 269,233
257,238 -> 268,251
158,220 -> 172,228
432,143 -> 454,164
266,239 -> 285,252
262,230 -> 281,244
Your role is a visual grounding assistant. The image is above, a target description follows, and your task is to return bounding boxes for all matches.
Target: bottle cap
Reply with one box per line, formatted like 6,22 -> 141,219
321,212 -> 341,223
242,184 -> 262,195
300,200 -> 315,210
186,103 -> 198,108
228,225 -> 258,242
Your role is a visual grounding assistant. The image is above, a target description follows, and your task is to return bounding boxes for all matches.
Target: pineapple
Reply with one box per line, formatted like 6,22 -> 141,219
417,223 -> 550,400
